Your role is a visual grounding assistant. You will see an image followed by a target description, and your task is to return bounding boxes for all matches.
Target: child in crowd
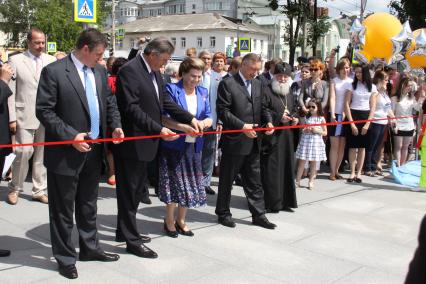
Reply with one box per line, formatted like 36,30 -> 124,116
295,99 -> 327,189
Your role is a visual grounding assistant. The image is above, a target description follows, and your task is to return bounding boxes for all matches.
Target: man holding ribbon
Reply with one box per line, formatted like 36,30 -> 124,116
36,29 -> 124,279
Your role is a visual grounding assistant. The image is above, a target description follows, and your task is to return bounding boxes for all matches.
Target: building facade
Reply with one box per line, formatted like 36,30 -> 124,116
110,13 -> 269,59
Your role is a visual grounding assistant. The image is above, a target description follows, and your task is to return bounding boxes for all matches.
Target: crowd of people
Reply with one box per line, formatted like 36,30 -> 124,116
0,27 -> 426,280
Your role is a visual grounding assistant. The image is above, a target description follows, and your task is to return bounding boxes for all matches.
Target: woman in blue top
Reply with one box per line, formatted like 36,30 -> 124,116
159,57 -> 212,238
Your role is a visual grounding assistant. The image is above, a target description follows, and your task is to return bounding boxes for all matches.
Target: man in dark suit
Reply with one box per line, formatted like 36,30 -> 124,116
113,37 -> 202,258
36,29 -> 124,279
405,214 -> 426,283
215,53 -> 276,229
0,61 -> 14,258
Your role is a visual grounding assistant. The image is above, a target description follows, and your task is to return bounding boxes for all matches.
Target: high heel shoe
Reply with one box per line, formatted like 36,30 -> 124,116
107,175 -> 116,186
308,181 -> 314,190
163,220 -> 178,238
295,180 -> 301,188
175,222 -> 194,237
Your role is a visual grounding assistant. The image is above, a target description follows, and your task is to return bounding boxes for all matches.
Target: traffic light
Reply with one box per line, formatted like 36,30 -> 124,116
106,33 -> 113,57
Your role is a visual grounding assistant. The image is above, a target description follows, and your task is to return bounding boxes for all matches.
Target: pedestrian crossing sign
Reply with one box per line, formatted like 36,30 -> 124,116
74,0 -> 97,23
238,38 -> 251,52
47,42 -> 57,53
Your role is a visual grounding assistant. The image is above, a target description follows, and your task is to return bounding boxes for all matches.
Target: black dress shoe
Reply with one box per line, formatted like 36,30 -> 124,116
115,234 -> 151,243
58,264 -> 78,279
205,186 -> 216,195
175,222 -> 194,236
140,196 -> 152,204
163,220 -> 178,238
218,216 -> 236,228
282,207 -> 295,213
79,252 -> 120,262
266,209 -> 280,213
252,215 -> 276,229
0,249 -> 11,257
126,245 -> 158,259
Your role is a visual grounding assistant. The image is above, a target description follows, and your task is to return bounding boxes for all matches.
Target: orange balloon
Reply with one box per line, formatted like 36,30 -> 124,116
361,13 -> 402,62
406,28 -> 426,68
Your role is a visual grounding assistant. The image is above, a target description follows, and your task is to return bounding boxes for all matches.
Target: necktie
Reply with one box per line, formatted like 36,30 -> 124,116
83,66 -> 100,139
246,80 -> 252,97
35,57 -> 42,79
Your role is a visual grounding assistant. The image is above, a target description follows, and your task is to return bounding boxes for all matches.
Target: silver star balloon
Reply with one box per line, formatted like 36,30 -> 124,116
391,21 -> 413,57
398,59 -> 411,73
411,30 -> 426,57
353,50 -> 369,64
350,18 -> 365,47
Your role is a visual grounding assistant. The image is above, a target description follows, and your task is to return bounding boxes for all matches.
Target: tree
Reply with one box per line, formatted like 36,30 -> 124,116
389,0 -> 426,30
269,0 -> 310,67
0,0 -> 111,51
307,0 -> 331,57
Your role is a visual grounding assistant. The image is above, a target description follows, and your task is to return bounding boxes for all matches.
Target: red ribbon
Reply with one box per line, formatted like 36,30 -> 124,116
0,115 -> 421,149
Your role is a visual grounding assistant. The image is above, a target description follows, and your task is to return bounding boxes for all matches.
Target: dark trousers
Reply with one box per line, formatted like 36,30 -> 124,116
114,156 -> 147,248
215,145 -> 265,218
365,123 -> 386,172
47,144 -> 103,266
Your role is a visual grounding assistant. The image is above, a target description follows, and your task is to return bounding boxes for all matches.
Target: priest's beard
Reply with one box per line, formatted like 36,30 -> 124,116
271,79 -> 291,97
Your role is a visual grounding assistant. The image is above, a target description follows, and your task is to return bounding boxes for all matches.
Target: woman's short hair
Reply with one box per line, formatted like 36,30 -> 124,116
178,57 -> 205,77
213,52 -> 226,62
335,58 -> 350,75
310,59 -> 325,71
373,70 -> 388,85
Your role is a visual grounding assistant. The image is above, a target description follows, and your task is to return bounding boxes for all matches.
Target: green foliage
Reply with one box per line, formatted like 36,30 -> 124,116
307,14 -> 331,51
0,0 -> 111,51
389,0 -> 426,30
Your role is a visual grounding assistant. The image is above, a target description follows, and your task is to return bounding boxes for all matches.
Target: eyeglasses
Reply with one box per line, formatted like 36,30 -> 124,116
310,68 -> 320,72
307,105 -> 316,109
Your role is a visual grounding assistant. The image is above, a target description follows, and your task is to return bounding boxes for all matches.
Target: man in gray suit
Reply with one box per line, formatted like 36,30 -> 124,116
7,27 -> 56,205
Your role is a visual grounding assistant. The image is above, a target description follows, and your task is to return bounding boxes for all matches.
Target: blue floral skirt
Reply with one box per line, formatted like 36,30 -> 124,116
158,144 -> 206,208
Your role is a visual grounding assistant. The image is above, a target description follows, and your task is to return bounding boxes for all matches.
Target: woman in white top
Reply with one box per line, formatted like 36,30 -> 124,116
365,71 -> 395,176
344,65 -> 377,183
392,77 -> 423,166
328,58 -> 352,180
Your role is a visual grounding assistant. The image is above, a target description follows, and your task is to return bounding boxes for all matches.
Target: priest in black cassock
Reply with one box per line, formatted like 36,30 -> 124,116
261,62 -> 298,213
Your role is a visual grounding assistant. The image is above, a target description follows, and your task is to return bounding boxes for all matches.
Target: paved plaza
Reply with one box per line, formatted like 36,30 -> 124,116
0,172 -> 424,283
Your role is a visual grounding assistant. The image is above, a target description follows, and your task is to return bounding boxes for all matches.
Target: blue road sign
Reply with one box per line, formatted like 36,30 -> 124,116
74,0 -> 97,23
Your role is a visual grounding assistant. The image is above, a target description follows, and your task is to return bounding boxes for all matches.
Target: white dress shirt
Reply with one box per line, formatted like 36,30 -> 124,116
141,53 -> 159,98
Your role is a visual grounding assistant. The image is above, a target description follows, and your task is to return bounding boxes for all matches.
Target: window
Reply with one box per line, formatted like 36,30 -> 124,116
205,2 -> 228,10
171,37 -> 176,47
210,36 -> 216,47
120,8 -> 123,16
169,5 -> 176,14
181,37 -> 186,48
197,37 -> 202,48
192,4 -> 196,9
130,38 -> 135,48
260,40 -> 264,51
253,39 -> 257,50
158,9 -> 162,15
149,9 -> 155,17
178,4 -> 185,13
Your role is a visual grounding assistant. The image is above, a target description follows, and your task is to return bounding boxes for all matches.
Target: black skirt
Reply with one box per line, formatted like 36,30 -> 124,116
328,113 -> 345,137
345,109 -> 370,148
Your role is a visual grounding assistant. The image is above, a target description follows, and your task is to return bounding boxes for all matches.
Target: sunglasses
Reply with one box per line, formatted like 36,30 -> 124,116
310,68 -> 320,72
307,105 -> 316,109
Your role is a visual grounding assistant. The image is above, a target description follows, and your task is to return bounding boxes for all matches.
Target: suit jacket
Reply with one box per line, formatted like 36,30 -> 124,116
36,55 -> 122,176
208,71 -> 222,129
8,51 -> 56,129
257,72 -> 272,86
0,80 -> 12,156
217,73 -> 263,156
113,54 -> 194,162
161,81 -> 211,153
405,214 -> 426,284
